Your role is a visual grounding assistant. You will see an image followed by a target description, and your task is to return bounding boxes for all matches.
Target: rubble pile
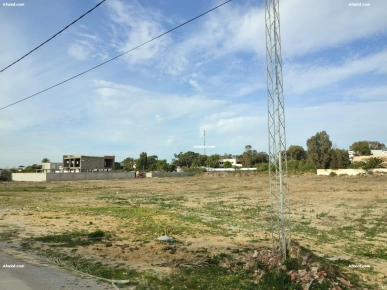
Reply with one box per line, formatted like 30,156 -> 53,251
245,246 -> 356,290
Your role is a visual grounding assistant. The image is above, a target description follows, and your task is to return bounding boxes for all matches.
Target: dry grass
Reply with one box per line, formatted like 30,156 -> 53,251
0,172 -> 386,288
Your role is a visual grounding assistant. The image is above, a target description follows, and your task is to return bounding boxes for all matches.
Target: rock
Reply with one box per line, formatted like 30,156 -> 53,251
338,277 -> 353,287
157,235 -> 172,241
311,267 -> 318,275
298,269 -> 307,277
316,271 -> 327,277
253,250 -> 258,258
301,254 -> 310,266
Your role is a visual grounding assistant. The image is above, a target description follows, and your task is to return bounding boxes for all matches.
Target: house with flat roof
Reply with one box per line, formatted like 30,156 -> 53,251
63,155 -> 115,172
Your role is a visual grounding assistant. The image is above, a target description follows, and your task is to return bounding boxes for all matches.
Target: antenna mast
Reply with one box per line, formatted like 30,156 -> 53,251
265,0 -> 291,261
203,130 -> 206,156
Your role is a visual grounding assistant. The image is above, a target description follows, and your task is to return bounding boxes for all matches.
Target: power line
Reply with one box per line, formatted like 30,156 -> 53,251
0,0 -> 231,111
0,0 -> 107,73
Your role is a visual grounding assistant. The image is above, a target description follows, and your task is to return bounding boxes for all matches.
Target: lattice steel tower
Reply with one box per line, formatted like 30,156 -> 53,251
265,0 -> 291,261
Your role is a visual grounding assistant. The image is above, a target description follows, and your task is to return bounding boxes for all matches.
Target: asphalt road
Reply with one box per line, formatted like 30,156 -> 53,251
0,250 -> 113,290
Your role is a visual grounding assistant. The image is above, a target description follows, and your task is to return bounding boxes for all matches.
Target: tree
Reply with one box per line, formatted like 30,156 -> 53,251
148,159 -> 175,172
287,145 -> 306,161
172,151 -> 200,167
122,157 -> 136,171
114,162 -> 122,170
350,141 -> 371,156
363,157 -> 384,169
255,152 -> 269,163
221,153 -> 233,159
368,141 -> 386,150
306,131 -> 332,169
41,158 -> 50,163
137,152 -> 148,170
223,161 -> 232,168
147,155 -> 158,168
24,164 -> 42,173
241,151 -> 252,167
205,154 -> 220,168
329,149 -> 350,170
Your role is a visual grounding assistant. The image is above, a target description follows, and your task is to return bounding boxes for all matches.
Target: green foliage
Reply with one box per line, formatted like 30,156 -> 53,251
256,163 -> 269,172
287,145 -> 306,160
148,159 -> 175,172
205,154 -> 220,168
121,157 -> 136,171
172,151 -> 200,167
114,162 -> 122,170
183,167 -> 206,173
283,257 -> 299,270
363,157 -> 384,169
329,172 -> 337,177
329,149 -> 350,169
349,157 -> 384,170
41,158 -> 50,163
306,131 -> 332,169
241,152 -> 252,167
33,230 -> 107,247
23,164 -> 42,173
348,161 -> 365,169
261,269 -> 302,290
137,152 -> 148,171
350,141 -> 371,156
368,141 -> 386,150
0,169 -> 12,181
223,161 -> 232,168
255,151 -> 269,163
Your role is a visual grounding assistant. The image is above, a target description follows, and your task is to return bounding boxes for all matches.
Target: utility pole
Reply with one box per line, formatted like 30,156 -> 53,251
265,0 -> 291,261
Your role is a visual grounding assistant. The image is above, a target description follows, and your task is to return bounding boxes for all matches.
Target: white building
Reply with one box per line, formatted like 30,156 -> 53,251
218,158 -> 242,168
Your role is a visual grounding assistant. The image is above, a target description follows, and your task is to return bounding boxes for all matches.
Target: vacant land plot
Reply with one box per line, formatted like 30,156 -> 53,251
0,173 -> 386,289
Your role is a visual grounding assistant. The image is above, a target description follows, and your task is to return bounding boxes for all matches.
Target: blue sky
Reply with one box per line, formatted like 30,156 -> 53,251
0,0 -> 386,167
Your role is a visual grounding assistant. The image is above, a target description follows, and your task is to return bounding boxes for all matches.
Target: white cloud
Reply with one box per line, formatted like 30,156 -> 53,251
68,43 -> 90,60
284,50 -> 387,94
105,0 -> 172,66
188,79 -> 201,90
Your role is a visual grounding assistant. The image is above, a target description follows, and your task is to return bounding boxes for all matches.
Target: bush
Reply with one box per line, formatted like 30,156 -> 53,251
183,167 -> 206,173
0,169 -> 12,181
329,172 -> 337,177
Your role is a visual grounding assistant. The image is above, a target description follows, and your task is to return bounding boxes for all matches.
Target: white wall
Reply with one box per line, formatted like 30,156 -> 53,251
317,169 -> 387,176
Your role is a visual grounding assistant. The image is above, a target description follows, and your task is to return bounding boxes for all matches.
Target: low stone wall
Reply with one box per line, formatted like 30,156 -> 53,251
12,172 -> 135,182
146,172 -> 195,178
317,169 -> 387,176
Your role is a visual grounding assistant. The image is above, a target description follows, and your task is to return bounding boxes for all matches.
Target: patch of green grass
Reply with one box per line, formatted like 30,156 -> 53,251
32,229 -> 108,247
0,229 -> 19,240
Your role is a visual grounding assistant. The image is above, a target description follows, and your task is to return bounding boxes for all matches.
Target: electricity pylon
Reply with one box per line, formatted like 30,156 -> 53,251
265,0 -> 291,261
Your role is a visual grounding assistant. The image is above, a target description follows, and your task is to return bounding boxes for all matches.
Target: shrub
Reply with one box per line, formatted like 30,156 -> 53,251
329,172 -> 337,177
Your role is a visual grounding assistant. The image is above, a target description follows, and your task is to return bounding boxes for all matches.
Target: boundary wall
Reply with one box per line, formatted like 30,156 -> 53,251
12,172 -> 135,182
317,169 -> 387,176
146,172 -> 195,178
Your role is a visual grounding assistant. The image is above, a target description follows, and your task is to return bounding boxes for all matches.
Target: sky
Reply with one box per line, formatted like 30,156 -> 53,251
0,0 -> 386,168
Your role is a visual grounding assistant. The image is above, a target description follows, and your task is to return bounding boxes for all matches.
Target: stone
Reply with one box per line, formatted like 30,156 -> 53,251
311,267 -> 319,275
298,269 -> 307,277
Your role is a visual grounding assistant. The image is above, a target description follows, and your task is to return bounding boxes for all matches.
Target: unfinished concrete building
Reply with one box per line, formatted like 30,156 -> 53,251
62,155 -> 115,172
41,162 -> 63,173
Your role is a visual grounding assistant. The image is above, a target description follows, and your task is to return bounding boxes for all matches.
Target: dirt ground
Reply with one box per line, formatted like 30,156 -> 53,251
0,172 -> 386,288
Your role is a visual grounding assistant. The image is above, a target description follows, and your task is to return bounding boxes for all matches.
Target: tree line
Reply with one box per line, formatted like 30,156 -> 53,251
1,134 -> 384,180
